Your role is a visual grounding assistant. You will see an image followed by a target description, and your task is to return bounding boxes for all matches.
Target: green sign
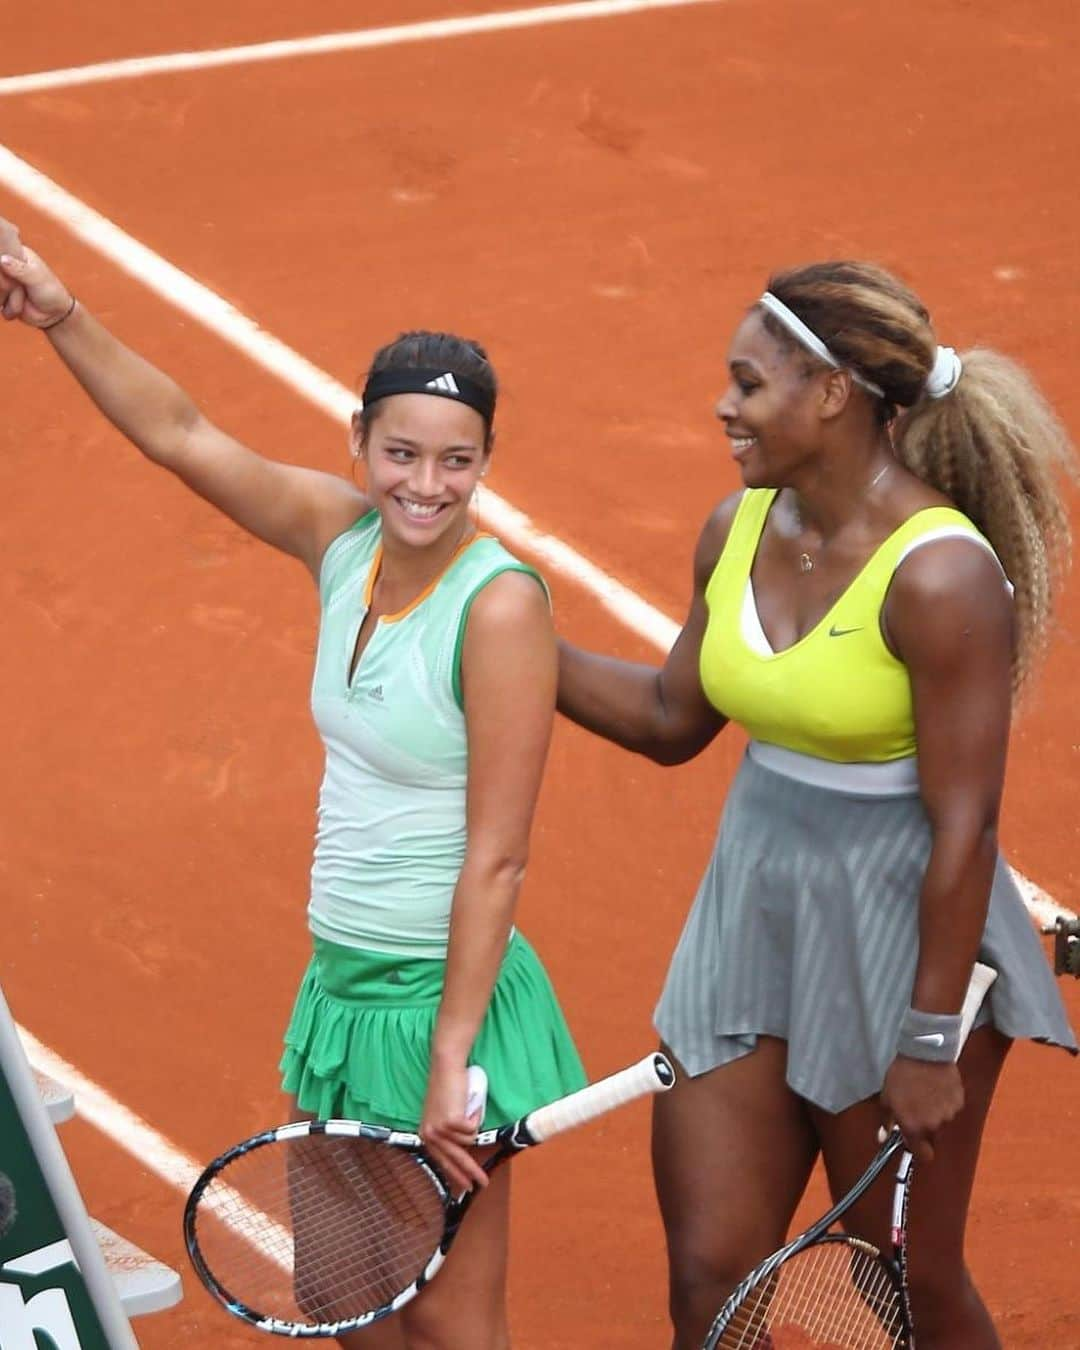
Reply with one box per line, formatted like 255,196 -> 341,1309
0,989 -> 135,1349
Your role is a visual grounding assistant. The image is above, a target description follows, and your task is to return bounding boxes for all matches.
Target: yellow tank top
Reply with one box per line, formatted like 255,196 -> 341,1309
699,489 -> 992,763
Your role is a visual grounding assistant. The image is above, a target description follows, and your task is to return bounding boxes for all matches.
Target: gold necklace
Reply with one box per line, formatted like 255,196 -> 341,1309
794,461 -> 892,574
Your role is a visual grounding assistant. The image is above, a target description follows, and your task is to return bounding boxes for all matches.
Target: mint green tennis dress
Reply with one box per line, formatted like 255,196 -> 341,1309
280,510 -> 585,1130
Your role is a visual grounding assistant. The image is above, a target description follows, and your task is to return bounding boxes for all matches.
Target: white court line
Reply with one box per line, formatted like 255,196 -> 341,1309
0,0 -> 724,98
0,143 -> 680,652
18,1024 -> 294,1274
16,1023 -> 203,1194
1,142 -> 1073,931
1012,874 -> 1077,935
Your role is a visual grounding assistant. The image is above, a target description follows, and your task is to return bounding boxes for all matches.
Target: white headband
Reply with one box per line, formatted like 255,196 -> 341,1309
925,345 -> 962,399
758,292 -> 885,398
760,291 -> 964,404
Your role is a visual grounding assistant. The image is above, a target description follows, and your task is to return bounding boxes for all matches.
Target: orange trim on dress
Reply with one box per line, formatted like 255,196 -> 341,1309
363,530 -> 495,622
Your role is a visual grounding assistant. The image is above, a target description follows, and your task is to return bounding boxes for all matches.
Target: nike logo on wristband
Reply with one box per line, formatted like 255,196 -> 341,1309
913,1032 -> 946,1047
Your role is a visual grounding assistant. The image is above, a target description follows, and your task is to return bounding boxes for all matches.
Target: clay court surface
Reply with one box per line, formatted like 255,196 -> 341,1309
2,0 -> 1078,1344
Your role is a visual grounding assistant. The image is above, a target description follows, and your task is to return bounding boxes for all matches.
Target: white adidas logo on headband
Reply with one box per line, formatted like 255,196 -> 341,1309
425,372 -> 460,395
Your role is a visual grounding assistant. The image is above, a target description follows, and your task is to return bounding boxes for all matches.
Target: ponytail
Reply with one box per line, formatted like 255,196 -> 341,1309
893,349 -> 1075,694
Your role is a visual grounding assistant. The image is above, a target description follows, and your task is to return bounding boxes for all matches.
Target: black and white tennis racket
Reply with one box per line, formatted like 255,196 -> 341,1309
184,1052 -> 675,1337
702,961 -> 998,1350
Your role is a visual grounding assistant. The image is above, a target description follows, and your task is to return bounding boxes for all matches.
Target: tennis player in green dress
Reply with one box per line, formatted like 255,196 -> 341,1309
0,219 -> 585,1350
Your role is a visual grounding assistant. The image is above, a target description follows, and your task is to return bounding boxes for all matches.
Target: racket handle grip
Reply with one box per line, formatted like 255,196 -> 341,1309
957,961 -> 997,1048
465,1064 -> 488,1119
524,1052 -> 676,1143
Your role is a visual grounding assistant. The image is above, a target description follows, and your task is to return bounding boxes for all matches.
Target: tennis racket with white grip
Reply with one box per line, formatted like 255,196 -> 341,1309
184,1051 -> 675,1336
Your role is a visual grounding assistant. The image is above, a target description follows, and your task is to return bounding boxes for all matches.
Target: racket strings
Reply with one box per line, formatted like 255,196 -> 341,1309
193,1134 -> 446,1326
714,1240 -> 906,1349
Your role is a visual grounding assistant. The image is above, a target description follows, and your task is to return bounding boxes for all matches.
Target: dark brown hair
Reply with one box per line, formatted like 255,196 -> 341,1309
357,331 -> 497,448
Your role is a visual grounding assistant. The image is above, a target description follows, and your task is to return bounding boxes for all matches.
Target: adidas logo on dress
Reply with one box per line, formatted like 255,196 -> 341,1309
425,373 -> 460,395
368,685 -> 384,702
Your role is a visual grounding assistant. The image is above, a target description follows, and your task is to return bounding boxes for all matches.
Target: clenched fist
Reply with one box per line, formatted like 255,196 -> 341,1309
0,218 -> 75,329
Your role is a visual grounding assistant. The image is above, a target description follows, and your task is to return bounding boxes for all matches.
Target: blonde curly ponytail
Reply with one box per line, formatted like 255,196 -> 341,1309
893,349 -> 1074,692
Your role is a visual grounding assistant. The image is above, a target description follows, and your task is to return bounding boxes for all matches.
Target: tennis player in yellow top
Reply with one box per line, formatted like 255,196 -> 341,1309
557,262 -> 1076,1350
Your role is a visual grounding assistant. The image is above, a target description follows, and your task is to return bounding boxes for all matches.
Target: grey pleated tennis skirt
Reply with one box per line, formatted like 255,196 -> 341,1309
654,745 -> 1077,1114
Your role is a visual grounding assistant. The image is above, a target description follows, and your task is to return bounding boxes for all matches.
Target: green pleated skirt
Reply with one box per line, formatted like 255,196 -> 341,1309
280,929 -> 586,1131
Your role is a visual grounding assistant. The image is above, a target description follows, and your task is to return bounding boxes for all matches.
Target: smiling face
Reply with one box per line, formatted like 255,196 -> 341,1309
715,309 -> 835,488
355,393 -> 490,551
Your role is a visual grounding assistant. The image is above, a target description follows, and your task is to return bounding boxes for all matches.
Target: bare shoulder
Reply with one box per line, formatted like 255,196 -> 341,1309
308,473 -> 374,568
887,536 -> 1013,664
461,570 -> 554,710
464,568 -> 551,643
890,535 -> 1010,609
311,472 -> 372,538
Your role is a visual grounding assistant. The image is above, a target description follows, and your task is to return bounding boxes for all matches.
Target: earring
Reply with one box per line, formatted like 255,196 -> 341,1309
349,445 -> 365,486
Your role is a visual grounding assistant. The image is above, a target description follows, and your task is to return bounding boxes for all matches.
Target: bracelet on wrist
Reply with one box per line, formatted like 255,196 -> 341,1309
40,296 -> 77,331
896,1005 -> 964,1063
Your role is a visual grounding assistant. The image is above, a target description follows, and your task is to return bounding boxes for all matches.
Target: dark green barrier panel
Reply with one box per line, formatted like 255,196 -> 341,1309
0,986 -> 137,1349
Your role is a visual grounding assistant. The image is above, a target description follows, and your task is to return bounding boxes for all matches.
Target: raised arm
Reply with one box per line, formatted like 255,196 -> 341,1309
555,496 -> 738,764
0,219 -> 365,577
879,539 -> 1014,1159
419,570 -> 556,1190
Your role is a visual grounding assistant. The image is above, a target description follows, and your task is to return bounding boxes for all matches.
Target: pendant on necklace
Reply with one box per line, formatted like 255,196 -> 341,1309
799,552 -> 814,574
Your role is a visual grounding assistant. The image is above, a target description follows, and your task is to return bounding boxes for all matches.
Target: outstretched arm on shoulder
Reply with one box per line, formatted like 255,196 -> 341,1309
0,219 -> 365,578
556,497 -> 738,764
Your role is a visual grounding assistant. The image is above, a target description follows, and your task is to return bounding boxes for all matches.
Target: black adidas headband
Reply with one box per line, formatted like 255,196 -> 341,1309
360,367 -> 496,426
